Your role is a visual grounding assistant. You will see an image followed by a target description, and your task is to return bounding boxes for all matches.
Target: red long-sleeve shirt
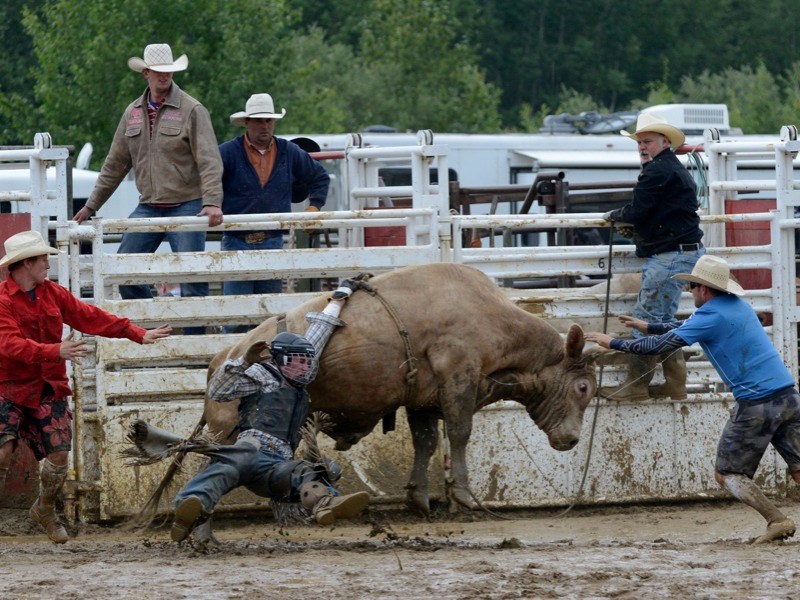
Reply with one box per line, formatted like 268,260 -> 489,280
0,278 -> 146,408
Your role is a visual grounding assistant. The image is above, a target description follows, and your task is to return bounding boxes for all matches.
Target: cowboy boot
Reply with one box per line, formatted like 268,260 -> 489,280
30,458 -> 69,544
649,350 -> 688,400
599,354 -> 656,401
171,495 -> 210,542
299,481 -> 370,526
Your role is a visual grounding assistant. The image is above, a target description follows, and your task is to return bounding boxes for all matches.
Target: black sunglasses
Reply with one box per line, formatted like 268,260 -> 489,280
689,282 -> 700,289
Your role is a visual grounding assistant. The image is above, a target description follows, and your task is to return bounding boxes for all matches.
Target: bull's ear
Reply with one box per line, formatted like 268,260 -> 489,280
565,323 -> 585,359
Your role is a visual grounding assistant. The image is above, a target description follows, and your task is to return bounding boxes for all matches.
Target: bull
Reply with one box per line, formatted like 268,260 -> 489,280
204,263 -> 598,515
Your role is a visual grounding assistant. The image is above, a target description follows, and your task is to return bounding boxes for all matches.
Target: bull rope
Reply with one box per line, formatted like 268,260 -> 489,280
555,221 -> 616,518
352,277 -> 418,433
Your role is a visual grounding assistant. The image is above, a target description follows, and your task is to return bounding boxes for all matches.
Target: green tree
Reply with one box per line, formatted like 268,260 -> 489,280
20,0 -> 305,165
355,0 -> 501,132
0,0 -> 44,144
677,63 -> 794,134
13,0 -> 499,164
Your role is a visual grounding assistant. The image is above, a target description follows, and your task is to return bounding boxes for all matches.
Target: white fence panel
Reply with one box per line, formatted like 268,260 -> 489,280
52,129 -> 799,520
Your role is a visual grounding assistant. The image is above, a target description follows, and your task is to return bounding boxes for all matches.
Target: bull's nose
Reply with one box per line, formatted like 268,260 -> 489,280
551,438 -> 579,451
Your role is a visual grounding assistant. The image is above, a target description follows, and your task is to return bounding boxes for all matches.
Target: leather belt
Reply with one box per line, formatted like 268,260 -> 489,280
232,231 -> 282,244
678,242 -> 703,252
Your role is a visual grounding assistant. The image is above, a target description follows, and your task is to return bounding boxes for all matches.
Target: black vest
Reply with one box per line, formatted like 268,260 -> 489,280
236,363 -> 309,451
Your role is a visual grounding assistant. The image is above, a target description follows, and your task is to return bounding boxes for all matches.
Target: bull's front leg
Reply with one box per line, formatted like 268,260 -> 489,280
442,409 -> 477,510
405,409 -> 439,516
438,378 -> 480,511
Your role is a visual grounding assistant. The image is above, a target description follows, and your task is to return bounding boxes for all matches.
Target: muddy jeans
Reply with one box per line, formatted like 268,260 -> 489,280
174,436 -> 287,512
173,435 -> 335,513
632,246 -> 706,338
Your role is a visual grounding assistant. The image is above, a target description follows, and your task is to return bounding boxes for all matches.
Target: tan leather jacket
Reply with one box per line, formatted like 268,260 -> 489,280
87,83 -> 223,211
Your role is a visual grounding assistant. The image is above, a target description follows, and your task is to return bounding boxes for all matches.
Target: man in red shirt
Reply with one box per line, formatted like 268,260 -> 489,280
0,230 -> 172,543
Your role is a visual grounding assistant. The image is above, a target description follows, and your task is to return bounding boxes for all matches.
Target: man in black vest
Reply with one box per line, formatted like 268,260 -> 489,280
170,280 -> 368,542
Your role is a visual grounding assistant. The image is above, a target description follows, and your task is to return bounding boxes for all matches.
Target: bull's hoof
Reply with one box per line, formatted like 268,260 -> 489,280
450,486 -> 477,510
404,487 -> 430,517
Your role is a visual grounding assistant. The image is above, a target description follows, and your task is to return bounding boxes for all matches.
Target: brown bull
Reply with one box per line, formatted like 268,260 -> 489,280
205,263 -> 598,515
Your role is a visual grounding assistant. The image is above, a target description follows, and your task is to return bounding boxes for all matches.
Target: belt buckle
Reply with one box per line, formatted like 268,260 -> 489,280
244,232 -> 267,244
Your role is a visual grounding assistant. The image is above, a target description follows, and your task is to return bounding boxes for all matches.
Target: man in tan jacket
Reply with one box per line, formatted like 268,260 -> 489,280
75,44 -> 223,328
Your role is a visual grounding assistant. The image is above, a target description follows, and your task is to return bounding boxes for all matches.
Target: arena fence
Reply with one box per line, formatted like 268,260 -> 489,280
4,129 -> 798,521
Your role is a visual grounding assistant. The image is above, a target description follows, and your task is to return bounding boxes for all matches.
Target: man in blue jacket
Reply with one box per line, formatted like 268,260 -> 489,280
219,93 -> 330,299
601,113 -> 705,401
586,255 -> 800,544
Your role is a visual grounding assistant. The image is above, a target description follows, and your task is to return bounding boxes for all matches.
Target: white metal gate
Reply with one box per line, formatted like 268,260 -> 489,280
8,128 -> 799,520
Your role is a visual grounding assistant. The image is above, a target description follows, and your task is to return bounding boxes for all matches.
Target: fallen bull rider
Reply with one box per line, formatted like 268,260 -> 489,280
123,279 -> 369,541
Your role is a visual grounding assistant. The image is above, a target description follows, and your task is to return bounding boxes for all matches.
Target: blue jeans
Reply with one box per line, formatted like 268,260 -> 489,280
173,438 -> 335,512
221,233 -> 284,295
118,200 -> 208,334
632,246 -> 706,338
174,439 -> 283,512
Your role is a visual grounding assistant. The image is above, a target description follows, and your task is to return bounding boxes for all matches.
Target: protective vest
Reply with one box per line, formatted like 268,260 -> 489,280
236,363 -> 309,451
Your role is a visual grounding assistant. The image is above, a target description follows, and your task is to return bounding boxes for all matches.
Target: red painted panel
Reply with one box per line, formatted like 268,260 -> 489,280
364,207 -> 407,247
0,213 -> 39,508
724,199 -> 775,291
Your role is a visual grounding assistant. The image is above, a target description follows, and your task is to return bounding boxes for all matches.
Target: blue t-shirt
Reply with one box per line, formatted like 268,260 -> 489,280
673,294 -> 794,401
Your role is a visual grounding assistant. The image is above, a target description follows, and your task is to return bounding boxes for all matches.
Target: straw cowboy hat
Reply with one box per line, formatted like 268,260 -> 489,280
621,112 -> 686,148
673,255 -> 744,296
128,44 -> 188,73
230,94 -> 286,126
0,230 -> 60,268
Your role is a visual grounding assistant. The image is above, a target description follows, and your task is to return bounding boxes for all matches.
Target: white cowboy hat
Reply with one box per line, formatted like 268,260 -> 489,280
0,230 -> 61,268
673,255 -> 744,296
621,112 -> 686,148
128,44 -> 188,73
230,94 -> 286,126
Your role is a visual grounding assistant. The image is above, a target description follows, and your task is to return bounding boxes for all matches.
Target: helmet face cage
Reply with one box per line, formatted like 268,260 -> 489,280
277,351 -> 318,385
269,333 -> 317,385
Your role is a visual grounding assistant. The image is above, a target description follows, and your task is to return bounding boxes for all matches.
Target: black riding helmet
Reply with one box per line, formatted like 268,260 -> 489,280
270,332 -> 316,360
269,332 -> 317,385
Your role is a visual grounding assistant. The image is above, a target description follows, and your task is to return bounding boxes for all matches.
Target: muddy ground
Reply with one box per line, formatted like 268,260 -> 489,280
2,500 -> 799,599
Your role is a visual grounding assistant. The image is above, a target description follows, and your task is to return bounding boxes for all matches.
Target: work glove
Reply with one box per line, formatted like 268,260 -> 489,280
303,205 -> 320,234
601,211 -> 616,222
617,225 -> 634,238
244,341 -> 269,365
329,278 -> 359,301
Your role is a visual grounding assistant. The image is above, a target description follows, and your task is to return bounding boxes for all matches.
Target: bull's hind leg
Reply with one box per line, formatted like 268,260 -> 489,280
405,409 -> 439,516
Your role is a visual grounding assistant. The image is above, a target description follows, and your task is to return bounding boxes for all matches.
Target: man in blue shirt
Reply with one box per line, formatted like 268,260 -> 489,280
219,93 -> 330,303
586,255 -> 800,544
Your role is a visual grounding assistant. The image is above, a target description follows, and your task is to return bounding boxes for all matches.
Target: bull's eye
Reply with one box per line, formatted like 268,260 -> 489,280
578,382 -> 588,394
